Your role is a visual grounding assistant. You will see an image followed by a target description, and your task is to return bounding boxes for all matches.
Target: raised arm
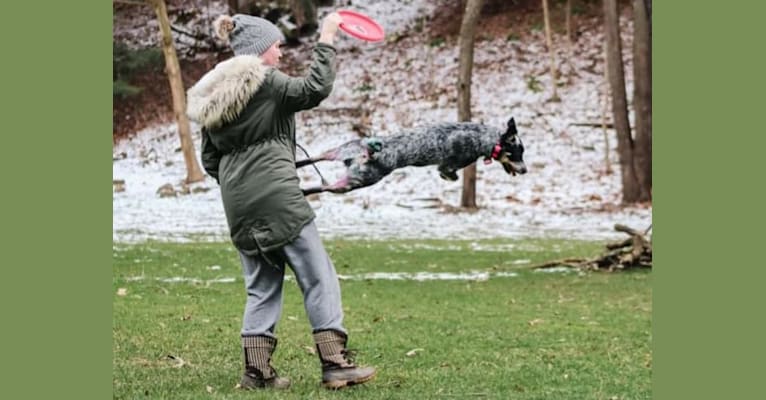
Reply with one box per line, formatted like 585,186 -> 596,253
272,13 -> 343,112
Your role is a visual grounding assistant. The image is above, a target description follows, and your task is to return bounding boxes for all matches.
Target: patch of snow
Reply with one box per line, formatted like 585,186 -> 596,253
122,271 -> 519,283
494,271 -> 520,278
156,276 -> 236,284
388,243 -> 465,252
339,271 -> 491,281
534,266 -> 577,274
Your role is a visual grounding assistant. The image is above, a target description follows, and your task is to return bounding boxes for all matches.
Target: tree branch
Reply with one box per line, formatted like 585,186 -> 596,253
531,224 -> 652,270
570,122 -> 615,129
170,24 -> 207,41
113,0 -> 149,6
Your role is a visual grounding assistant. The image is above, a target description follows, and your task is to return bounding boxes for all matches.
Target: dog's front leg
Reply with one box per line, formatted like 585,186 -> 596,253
302,176 -> 353,196
438,165 -> 459,181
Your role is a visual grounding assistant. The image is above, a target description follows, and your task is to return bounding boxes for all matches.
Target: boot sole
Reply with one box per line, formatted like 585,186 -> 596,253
239,376 -> 291,390
322,370 -> 377,390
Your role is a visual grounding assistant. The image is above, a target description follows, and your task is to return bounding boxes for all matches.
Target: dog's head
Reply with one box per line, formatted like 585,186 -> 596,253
498,117 -> 527,176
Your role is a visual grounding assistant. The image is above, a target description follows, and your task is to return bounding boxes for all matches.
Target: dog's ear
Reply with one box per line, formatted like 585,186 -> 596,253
501,117 -> 518,141
507,118 -> 517,134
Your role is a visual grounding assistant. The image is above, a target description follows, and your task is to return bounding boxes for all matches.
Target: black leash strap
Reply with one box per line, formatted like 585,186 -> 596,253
296,143 -> 329,185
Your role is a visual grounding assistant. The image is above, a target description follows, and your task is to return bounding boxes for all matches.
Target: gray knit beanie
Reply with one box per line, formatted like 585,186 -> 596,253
213,14 -> 286,56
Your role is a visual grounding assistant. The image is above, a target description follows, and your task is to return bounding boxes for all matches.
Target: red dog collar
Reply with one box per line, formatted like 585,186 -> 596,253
484,142 -> 503,165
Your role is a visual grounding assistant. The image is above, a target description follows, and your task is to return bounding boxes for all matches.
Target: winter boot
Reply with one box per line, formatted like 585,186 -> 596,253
313,330 -> 376,389
239,335 -> 291,390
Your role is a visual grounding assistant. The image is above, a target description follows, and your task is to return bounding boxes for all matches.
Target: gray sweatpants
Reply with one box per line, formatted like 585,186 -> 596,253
239,220 -> 346,338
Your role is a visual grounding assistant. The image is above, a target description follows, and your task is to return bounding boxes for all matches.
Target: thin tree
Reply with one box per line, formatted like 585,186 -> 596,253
632,0 -> 652,200
542,0 -> 559,101
289,0 -> 318,35
603,0 -> 640,202
148,0 -> 205,183
601,45 -> 612,175
227,0 -> 251,14
457,0 -> 486,209
566,0 -> 573,45
227,0 -> 240,13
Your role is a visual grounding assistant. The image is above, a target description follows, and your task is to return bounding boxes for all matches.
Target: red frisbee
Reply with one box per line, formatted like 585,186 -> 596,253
337,10 -> 385,42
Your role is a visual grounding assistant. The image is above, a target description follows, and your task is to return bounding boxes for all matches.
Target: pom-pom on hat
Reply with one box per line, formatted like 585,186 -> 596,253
213,14 -> 286,56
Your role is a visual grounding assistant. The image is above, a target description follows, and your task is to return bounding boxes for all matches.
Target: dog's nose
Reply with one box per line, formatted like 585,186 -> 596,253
510,161 -> 527,175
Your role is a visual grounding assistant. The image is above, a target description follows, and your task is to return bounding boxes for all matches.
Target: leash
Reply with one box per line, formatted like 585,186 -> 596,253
296,143 -> 329,185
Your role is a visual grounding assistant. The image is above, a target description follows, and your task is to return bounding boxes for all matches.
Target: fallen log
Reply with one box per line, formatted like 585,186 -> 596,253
531,224 -> 652,271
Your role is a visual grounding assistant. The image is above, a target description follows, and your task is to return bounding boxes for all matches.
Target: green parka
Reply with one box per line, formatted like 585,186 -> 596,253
186,43 -> 336,255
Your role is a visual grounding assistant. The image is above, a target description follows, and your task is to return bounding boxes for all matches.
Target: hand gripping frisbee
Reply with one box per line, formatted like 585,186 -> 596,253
337,10 -> 385,42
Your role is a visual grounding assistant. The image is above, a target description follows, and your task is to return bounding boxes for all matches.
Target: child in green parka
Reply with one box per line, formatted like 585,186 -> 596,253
186,11 -> 376,390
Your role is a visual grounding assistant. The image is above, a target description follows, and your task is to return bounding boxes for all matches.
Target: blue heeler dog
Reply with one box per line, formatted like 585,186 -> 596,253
297,117 -> 527,196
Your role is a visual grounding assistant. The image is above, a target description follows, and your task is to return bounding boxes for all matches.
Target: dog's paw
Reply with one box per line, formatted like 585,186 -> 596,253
439,170 -> 459,181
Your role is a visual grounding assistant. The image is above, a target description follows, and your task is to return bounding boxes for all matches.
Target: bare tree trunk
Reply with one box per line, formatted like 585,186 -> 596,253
457,0 -> 485,209
228,0 -> 259,14
632,0 -> 652,201
603,0 -> 639,202
289,0 -> 318,34
542,0 -> 559,101
227,0 -> 239,13
602,53 -> 613,175
646,0 -> 652,35
566,0 -> 573,48
227,0 -> 253,14
149,0 -> 205,183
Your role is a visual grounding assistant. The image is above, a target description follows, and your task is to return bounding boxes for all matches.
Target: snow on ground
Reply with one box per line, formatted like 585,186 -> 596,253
119,271 -> 521,284
113,2 -> 651,244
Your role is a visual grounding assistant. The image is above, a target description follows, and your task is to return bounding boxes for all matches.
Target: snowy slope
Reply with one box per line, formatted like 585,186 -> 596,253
113,1 -> 651,243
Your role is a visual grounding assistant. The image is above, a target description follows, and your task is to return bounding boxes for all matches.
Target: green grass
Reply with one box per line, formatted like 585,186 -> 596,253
113,239 -> 651,399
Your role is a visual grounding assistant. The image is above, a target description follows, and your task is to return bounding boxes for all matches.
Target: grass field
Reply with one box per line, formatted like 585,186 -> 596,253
113,239 -> 651,399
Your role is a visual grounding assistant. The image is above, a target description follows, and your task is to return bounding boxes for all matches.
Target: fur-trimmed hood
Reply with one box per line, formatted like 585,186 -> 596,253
186,55 -> 270,130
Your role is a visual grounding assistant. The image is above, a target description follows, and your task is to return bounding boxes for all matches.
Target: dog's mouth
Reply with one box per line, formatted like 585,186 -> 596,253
502,160 -> 527,176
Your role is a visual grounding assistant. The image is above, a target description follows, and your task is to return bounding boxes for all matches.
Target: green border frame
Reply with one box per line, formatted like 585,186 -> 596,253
654,1 -> 765,399
3,0 -> 762,398
3,2 -> 112,398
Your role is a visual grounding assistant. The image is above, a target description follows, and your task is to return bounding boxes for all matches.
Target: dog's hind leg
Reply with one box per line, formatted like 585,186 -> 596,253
296,148 -> 342,169
296,157 -> 321,169
302,185 -> 324,196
